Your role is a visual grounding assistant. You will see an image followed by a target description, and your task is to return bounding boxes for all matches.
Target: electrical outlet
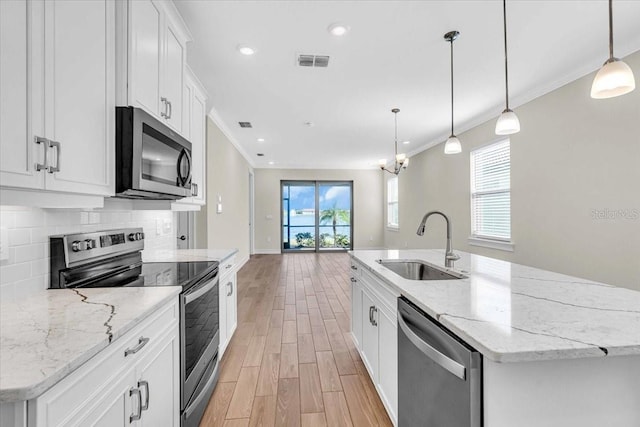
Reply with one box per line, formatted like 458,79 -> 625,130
0,227 -> 8,261
163,218 -> 171,234
267,236 -> 271,243
156,219 -> 162,236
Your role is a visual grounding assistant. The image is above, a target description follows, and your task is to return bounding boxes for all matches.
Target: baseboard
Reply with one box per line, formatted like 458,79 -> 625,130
236,254 -> 250,270
253,249 -> 282,255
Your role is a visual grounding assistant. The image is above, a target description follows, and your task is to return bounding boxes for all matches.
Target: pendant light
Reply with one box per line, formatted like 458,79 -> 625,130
379,108 -> 409,175
444,31 -> 462,155
591,0 -> 635,99
495,0 -> 520,135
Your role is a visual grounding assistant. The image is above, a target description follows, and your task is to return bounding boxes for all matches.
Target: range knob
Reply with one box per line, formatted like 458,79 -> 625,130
71,240 -> 88,252
138,232 -> 145,240
85,239 -> 96,250
128,232 -> 145,241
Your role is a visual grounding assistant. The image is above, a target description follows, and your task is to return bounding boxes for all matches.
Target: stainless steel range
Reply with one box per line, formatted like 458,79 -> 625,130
49,228 -> 219,427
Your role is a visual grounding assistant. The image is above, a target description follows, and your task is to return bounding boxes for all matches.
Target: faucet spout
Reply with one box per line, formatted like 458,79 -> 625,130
416,211 -> 460,268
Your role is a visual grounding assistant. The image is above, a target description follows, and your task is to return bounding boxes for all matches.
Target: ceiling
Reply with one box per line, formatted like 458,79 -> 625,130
174,0 -> 640,169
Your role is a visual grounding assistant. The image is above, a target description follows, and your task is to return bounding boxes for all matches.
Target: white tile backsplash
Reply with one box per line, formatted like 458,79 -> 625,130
0,206 -> 177,301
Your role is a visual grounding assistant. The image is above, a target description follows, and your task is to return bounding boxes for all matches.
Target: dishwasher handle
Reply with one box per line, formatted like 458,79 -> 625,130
398,310 -> 466,380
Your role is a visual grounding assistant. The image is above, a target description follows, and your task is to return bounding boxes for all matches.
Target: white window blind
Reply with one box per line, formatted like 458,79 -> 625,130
387,176 -> 399,228
470,140 -> 511,241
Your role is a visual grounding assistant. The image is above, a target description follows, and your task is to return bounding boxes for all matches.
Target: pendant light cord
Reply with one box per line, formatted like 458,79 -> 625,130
608,0 -> 614,59
503,0 -> 510,110
394,111 -> 398,159
450,38 -> 454,136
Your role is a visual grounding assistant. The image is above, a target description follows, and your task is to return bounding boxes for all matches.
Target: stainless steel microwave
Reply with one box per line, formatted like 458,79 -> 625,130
116,106 -> 192,200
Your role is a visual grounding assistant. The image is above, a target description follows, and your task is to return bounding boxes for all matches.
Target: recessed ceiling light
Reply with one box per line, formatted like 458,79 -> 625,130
402,140 -> 410,145
328,23 -> 350,36
237,44 -> 256,55
257,138 -> 265,142
304,121 -> 315,127
268,161 -> 275,165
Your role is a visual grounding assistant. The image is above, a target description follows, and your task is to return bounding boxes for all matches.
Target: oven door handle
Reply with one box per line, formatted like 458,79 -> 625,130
184,277 -> 218,304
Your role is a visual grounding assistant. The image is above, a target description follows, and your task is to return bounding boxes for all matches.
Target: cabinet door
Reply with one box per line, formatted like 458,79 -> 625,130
137,329 -> 180,427
129,0 -> 161,117
0,0 -> 44,190
361,289 -> 379,382
162,23 -> 184,133
351,279 -> 363,348
377,306 -> 398,423
73,367 -> 136,427
225,272 -> 238,339
42,0 -> 114,196
189,88 -> 206,204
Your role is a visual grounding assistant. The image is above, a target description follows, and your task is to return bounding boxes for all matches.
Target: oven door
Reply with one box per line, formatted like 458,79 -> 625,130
181,271 -> 219,409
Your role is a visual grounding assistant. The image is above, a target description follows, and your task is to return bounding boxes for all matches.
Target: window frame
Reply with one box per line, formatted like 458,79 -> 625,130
386,176 -> 399,230
469,139 -> 514,251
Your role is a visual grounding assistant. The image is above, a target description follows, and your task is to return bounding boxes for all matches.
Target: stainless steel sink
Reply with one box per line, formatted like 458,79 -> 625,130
376,259 -> 466,281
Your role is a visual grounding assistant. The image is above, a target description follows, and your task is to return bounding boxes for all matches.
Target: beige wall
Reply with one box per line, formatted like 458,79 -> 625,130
254,169 -> 384,252
196,118 -> 253,264
385,51 -> 640,291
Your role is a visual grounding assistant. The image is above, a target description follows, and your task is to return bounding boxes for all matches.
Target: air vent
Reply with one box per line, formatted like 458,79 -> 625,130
257,153 -> 264,157
297,54 -> 330,68
238,122 -> 252,128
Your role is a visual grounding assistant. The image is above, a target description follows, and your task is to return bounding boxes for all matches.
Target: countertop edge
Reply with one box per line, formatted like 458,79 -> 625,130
0,287 -> 181,402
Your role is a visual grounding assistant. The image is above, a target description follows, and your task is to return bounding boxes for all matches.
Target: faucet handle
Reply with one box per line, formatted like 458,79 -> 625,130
446,252 -> 460,261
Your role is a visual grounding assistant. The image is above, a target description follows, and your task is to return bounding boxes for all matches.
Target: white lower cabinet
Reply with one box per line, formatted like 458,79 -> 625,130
27,298 -> 179,427
350,259 -> 399,426
218,256 -> 238,357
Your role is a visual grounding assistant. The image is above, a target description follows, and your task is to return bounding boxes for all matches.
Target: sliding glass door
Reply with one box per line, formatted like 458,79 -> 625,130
281,181 -> 353,252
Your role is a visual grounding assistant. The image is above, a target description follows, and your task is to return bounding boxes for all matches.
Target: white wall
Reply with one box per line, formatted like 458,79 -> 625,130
196,118 -> 253,265
0,207 -> 176,301
254,168 -> 384,253
385,51 -> 640,291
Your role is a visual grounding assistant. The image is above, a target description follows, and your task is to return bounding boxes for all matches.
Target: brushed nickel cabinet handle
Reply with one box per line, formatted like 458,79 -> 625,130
227,282 -> 233,296
124,336 -> 149,357
166,100 -> 172,119
34,136 -> 48,171
47,140 -> 61,173
129,387 -> 142,422
350,277 -> 357,283
372,306 -> 378,326
160,97 -> 168,118
138,380 -> 150,411
351,265 -> 357,270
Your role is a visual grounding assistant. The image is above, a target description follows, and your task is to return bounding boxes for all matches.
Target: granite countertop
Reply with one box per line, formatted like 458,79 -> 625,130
0,286 -> 181,402
142,248 -> 238,263
350,249 -> 640,363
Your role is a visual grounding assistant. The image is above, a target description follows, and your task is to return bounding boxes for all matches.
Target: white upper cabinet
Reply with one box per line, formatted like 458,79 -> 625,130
176,67 -> 207,206
128,0 -> 162,118
0,0 -> 115,199
122,0 -> 191,136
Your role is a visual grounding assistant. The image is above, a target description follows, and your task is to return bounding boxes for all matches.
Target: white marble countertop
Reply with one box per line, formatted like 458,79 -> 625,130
350,249 -> 640,363
0,286 -> 180,402
142,248 -> 238,263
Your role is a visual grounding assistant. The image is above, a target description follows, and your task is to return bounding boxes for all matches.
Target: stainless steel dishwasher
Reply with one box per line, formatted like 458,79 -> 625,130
398,297 -> 482,426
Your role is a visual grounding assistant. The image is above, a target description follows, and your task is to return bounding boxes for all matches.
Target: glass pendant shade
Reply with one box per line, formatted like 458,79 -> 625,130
591,59 -> 636,99
444,135 -> 462,154
378,159 -> 387,167
395,153 -> 406,162
495,109 -> 521,135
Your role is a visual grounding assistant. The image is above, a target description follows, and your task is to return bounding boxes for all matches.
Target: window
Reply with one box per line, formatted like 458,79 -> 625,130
387,176 -> 399,229
470,140 -> 511,243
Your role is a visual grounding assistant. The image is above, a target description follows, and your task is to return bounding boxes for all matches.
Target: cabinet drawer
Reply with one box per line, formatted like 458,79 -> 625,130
31,298 -> 178,426
360,267 -> 399,315
220,256 -> 236,277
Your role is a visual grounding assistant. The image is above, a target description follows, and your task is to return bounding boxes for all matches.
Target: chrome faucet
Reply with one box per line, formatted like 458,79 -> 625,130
416,211 -> 460,268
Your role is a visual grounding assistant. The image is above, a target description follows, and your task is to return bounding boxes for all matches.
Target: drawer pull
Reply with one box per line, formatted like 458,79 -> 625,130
350,277 -> 357,283
225,264 -> 232,269
124,336 -> 149,357
129,387 -> 142,422
351,265 -> 358,270
227,282 -> 233,296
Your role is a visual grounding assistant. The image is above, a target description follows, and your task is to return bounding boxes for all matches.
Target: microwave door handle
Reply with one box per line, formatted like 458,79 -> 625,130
184,149 -> 192,185
177,149 -> 187,186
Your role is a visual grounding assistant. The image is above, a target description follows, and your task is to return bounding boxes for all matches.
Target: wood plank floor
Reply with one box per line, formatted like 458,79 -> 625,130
200,253 -> 392,427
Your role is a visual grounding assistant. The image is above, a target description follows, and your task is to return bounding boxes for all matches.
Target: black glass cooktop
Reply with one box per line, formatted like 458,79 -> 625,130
140,261 -> 218,289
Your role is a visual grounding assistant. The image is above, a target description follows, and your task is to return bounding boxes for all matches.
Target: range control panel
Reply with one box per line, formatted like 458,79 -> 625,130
51,228 -> 145,267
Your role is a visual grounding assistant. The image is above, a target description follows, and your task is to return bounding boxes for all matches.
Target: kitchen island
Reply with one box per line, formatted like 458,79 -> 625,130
350,249 -> 640,427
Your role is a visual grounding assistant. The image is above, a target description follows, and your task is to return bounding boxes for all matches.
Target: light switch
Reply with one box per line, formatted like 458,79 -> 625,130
216,195 -> 223,214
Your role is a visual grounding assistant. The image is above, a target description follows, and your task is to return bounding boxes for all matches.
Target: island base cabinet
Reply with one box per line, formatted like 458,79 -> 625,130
350,259 -> 399,426
483,355 -> 640,427
25,298 -> 179,427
